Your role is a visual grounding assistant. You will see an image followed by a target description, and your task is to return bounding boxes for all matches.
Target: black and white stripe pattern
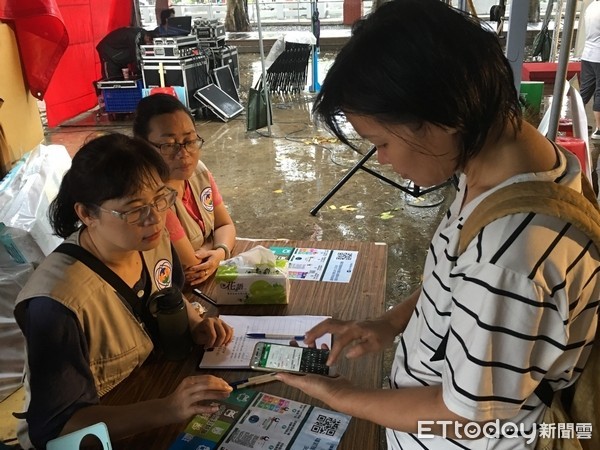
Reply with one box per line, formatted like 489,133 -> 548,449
388,151 -> 600,449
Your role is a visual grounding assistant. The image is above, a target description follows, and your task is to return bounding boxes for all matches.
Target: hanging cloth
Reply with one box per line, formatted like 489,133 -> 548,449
0,0 -> 68,99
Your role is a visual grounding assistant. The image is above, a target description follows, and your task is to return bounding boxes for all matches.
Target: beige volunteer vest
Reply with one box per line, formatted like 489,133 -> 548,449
16,229 -> 174,397
173,161 -> 215,250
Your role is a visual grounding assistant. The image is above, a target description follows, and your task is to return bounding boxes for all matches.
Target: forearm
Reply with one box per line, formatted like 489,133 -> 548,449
331,384 -> 466,435
63,399 -> 171,441
380,287 -> 421,334
173,237 -> 200,269
212,223 -> 236,255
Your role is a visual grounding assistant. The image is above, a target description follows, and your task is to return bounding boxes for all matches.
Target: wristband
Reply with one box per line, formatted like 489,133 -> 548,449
214,243 -> 231,260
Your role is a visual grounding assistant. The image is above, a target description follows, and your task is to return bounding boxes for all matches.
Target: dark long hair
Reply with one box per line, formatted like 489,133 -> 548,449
133,93 -> 195,140
49,133 -> 169,238
314,0 -> 522,170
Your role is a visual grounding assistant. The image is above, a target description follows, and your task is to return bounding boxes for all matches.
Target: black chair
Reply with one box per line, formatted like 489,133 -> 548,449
266,42 -> 312,94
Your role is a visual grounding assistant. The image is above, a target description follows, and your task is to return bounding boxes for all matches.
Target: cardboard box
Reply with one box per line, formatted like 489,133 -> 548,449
0,24 -> 44,176
214,259 -> 289,305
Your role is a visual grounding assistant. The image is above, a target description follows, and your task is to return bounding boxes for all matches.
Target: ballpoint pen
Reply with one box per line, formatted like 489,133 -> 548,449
230,372 -> 278,390
192,288 -> 218,306
246,333 -> 305,341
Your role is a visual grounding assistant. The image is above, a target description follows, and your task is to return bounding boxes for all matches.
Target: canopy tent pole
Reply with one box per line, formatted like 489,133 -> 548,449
255,0 -> 272,136
505,0 -> 529,92
547,0 -> 578,141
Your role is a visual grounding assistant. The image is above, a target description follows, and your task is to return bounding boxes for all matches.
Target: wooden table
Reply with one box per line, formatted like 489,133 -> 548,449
102,239 -> 387,449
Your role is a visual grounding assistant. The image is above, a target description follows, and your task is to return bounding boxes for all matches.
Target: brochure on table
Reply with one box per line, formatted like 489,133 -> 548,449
169,388 -> 351,450
270,247 -> 358,283
199,315 -> 331,369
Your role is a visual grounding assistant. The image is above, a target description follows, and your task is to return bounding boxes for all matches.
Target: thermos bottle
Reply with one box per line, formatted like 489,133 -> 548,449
152,287 -> 194,361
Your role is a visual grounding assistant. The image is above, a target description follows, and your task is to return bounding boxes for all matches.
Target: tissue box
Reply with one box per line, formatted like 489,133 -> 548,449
214,259 -> 289,305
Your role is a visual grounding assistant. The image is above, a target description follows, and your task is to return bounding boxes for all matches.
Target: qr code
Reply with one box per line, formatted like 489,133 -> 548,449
335,252 -> 353,261
311,414 -> 341,436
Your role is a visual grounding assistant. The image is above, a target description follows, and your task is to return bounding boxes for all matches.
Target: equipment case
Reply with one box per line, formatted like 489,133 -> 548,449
141,55 -> 209,108
193,18 -> 226,40
141,43 -> 201,60
209,46 -> 240,87
153,36 -> 199,46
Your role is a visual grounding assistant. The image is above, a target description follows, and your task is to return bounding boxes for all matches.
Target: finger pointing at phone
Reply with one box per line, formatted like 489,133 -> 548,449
305,318 -> 397,366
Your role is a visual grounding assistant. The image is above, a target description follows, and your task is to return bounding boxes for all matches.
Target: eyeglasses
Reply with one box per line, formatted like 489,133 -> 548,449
96,188 -> 177,225
151,135 -> 205,159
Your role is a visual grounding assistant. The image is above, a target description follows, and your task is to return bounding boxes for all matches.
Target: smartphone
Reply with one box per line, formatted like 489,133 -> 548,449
250,342 -> 331,375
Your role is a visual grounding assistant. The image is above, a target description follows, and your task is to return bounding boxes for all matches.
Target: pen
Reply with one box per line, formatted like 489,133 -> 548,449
230,372 -> 278,390
192,288 -> 218,306
246,333 -> 305,341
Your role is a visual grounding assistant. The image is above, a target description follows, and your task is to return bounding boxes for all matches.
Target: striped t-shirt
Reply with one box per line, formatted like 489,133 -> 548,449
388,149 -> 600,449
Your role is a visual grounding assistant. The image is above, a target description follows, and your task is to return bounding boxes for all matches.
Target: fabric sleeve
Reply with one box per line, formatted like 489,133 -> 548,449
165,209 -> 186,241
208,171 -> 223,207
441,262 -> 568,421
14,297 -> 98,448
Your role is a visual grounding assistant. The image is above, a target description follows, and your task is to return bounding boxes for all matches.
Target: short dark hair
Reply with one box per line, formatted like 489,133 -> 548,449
49,133 -> 169,238
160,8 -> 176,25
313,0 -> 522,170
133,93 -> 195,140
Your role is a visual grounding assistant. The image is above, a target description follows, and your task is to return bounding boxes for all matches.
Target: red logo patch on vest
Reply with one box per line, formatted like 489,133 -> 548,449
154,259 -> 173,289
200,187 -> 214,212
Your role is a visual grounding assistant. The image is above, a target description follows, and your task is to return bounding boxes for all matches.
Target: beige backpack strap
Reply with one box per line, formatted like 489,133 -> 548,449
458,178 -> 600,256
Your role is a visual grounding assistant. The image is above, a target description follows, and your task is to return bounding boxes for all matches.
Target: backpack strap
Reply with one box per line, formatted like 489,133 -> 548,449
458,176 -> 600,256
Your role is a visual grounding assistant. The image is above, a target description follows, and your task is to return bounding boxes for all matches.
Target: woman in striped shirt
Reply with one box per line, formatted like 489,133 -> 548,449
276,1 -> 600,448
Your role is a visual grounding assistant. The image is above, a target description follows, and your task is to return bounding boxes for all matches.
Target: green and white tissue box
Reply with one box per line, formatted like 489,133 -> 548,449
214,260 -> 289,304
214,246 -> 289,304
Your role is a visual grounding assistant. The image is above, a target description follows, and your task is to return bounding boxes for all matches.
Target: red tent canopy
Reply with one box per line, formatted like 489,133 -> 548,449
0,0 -> 132,127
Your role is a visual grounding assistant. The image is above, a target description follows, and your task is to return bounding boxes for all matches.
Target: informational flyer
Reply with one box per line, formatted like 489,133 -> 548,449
270,247 -> 358,283
169,389 -> 351,450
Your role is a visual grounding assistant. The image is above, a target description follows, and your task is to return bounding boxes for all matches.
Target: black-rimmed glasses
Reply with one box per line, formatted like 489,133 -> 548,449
96,188 -> 177,225
151,135 -> 205,159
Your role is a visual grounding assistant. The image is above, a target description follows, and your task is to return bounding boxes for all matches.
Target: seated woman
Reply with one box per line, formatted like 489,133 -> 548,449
133,94 -> 236,285
14,134 -> 234,449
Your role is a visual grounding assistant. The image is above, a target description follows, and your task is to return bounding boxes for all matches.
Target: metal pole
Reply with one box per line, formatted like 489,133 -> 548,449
255,0 -> 272,135
547,0 -> 577,141
505,0 -> 529,92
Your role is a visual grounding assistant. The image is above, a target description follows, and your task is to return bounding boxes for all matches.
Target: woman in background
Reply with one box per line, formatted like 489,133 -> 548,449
134,94 -> 236,286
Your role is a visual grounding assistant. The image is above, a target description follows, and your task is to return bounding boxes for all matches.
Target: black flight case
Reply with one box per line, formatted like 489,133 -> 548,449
141,54 -> 210,109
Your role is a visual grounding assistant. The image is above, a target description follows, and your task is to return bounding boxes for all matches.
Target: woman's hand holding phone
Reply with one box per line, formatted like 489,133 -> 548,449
274,371 -> 351,411
250,342 -> 334,376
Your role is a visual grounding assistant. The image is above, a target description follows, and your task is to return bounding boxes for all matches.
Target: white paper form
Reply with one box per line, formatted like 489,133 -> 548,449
199,315 -> 331,369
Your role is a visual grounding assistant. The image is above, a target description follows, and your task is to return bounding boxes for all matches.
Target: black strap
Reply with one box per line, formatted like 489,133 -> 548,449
430,332 -> 449,362
534,379 -> 554,407
54,242 -> 141,318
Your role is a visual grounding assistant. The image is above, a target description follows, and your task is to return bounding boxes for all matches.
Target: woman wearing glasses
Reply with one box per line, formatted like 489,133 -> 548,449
14,134 -> 234,449
133,94 -> 236,286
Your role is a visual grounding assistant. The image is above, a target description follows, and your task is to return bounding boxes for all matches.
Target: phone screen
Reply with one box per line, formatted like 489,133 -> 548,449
252,343 -> 330,375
